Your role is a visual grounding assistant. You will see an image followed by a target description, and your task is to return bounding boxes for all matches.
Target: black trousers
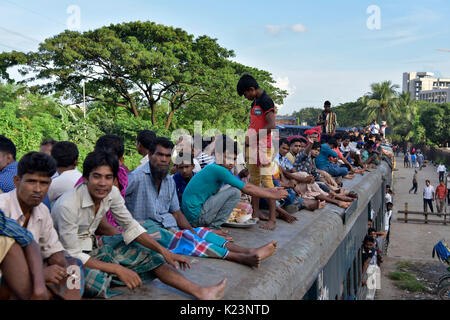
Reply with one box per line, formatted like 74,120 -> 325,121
423,198 -> 434,213
409,182 -> 418,194
439,171 -> 445,182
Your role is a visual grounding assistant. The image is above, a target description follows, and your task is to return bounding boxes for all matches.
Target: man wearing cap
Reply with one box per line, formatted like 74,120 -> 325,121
317,101 -> 337,136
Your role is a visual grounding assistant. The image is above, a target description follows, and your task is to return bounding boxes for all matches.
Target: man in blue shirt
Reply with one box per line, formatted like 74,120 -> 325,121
173,153 -> 196,205
182,135 -> 288,231
0,135 -> 18,193
314,138 -> 349,178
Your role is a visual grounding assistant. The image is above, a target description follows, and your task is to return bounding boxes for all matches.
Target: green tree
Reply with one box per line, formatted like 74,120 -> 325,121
362,81 -> 399,122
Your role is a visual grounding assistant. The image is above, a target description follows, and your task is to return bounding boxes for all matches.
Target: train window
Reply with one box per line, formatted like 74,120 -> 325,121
346,269 -> 351,299
353,258 -> 357,295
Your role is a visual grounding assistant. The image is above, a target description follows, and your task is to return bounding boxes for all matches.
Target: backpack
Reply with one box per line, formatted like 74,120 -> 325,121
432,240 -> 450,265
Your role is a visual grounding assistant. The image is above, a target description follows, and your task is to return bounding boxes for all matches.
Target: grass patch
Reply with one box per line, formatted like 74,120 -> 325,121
395,261 -> 415,270
388,271 -> 416,281
394,279 -> 427,292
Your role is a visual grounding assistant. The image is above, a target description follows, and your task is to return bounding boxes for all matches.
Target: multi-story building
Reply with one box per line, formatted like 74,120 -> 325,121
403,72 -> 450,101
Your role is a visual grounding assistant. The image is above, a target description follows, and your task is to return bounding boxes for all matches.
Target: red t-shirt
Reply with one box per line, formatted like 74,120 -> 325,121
248,91 -> 275,148
436,185 -> 447,199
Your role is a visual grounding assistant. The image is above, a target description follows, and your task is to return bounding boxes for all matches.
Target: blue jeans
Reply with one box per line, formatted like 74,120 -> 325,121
322,163 -> 348,177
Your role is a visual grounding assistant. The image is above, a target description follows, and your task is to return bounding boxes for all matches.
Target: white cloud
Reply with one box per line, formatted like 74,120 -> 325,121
274,76 -> 296,109
266,25 -> 281,36
291,24 -> 306,33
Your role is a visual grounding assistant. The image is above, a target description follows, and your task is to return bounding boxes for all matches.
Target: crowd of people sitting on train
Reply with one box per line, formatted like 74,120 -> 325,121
0,121 -> 393,300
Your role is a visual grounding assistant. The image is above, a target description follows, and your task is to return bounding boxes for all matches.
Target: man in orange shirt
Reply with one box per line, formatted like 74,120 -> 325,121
435,180 -> 448,215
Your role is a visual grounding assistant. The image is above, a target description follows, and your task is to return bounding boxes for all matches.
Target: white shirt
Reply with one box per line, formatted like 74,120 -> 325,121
437,165 -> 446,173
370,124 -> 380,134
385,193 -> 392,204
384,210 -> 392,232
0,190 -> 65,259
340,142 -> 360,155
48,168 -> 82,202
423,185 -> 435,200
52,183 -> 146,264
137,154 -> 149,169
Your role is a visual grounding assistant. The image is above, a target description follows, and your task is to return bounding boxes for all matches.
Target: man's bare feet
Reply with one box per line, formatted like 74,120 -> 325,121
253,241 -> 277,261
317,200 -> 327,209
259,220 -> 276,230
253,209 -> 269,221
277,210 -> 298,224
337,201 -> 351,209
343,175 -> 354,180
198,278 -> 227,300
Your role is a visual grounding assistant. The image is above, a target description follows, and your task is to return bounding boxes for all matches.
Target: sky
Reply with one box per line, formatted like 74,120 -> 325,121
1,0 -> 450,115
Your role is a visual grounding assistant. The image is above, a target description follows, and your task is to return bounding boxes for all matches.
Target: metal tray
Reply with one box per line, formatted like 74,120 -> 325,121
222,218 -> 258,228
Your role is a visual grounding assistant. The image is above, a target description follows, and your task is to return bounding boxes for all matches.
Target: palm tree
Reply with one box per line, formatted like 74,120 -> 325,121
391,91 -> 417,140
362,81 -> 400,123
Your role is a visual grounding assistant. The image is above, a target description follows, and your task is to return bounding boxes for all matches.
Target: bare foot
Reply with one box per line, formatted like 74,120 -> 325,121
259,220 -> 276,230
343,175 -> 354,180
198,278 -> 227,300
337,201 -> 351,209
318,200 -> 327,209
277,210 -> 298,224
253,209 -> 269,221
251,241 -> 278,265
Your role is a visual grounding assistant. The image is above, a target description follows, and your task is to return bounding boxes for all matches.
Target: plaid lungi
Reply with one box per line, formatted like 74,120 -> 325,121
139,220 -> 228,260
83,233 -> 165,299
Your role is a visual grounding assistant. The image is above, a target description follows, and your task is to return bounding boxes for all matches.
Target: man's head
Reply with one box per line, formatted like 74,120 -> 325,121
215,135 -> 238,171
342,135 -> 351,147
372,119 -> 377,124
368,218 -> 372,228
327,138 -> 338,149
136,130 -> 156,157
440,180 -> 445,186
290,138 -> 306,156
237,74 -> 260,101
279,139 -> 290,157
311,142 -> 322,158
363,235 -> 375,250
39,139 -> 57,156
14,152 -> 56,208
149,137 -> 174,181
51,141 -> 79,168
426,180 -> 430,186
386,184 -> 391,192
0,135 -> 16,170
95,134 -> 125,163
176,152 -> 195,180
83,151 -> 118,202
368,228 -> 377,239
386,202 -> 393,210
334,133 -> 343,145
324,100 -> 331,113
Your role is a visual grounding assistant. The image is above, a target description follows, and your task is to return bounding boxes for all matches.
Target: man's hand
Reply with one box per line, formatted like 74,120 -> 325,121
162,251 -> 191,271
269,187 -> 288,200
44,264 -> 67,286
115,265 -> 142,290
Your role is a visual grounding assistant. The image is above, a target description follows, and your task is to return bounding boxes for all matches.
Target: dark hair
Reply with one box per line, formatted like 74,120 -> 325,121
51,141 -> 79,167
327,138 -> 338,148
83,151 -> 119,179
324,100 -> 331,106
425,180 -> 430,184
0,135 -> 16,160
237,74 -> 259,96
342,134 -> 350,141
215,135 -> 238,156
363,235 -> 375,244
279,138 -> 290,147
386,202 -> 393,207
40,138 -> 57,147
95,134 -> 124,159
334,133 -> 342,141
311,142 -> 322,150
149,137 -> 175,154
289,137 -> 306,146
17,152 -> 56,178
368,228 -> 376,234
137,130 -> 156,150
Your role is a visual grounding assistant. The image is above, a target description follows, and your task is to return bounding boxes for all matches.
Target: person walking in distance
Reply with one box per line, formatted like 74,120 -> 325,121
409,169 -> 418,194
435,180 -> 447,216
437,163 -> 447,182
423,180 -> 435,213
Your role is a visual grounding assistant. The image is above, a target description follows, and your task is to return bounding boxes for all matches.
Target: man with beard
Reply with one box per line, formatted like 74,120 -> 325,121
125,137 -> 278,268
52,151 -> 227,299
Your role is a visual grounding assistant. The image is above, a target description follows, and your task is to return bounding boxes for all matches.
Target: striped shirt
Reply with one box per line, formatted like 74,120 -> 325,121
196,152 -> 215,169
0,161 -> 18,193
0,208 -> 34,247
317,112 -> 337,134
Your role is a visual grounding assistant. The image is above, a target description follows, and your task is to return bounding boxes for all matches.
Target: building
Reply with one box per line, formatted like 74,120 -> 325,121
418,87 -> 450,103
403,72 -> 450,101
